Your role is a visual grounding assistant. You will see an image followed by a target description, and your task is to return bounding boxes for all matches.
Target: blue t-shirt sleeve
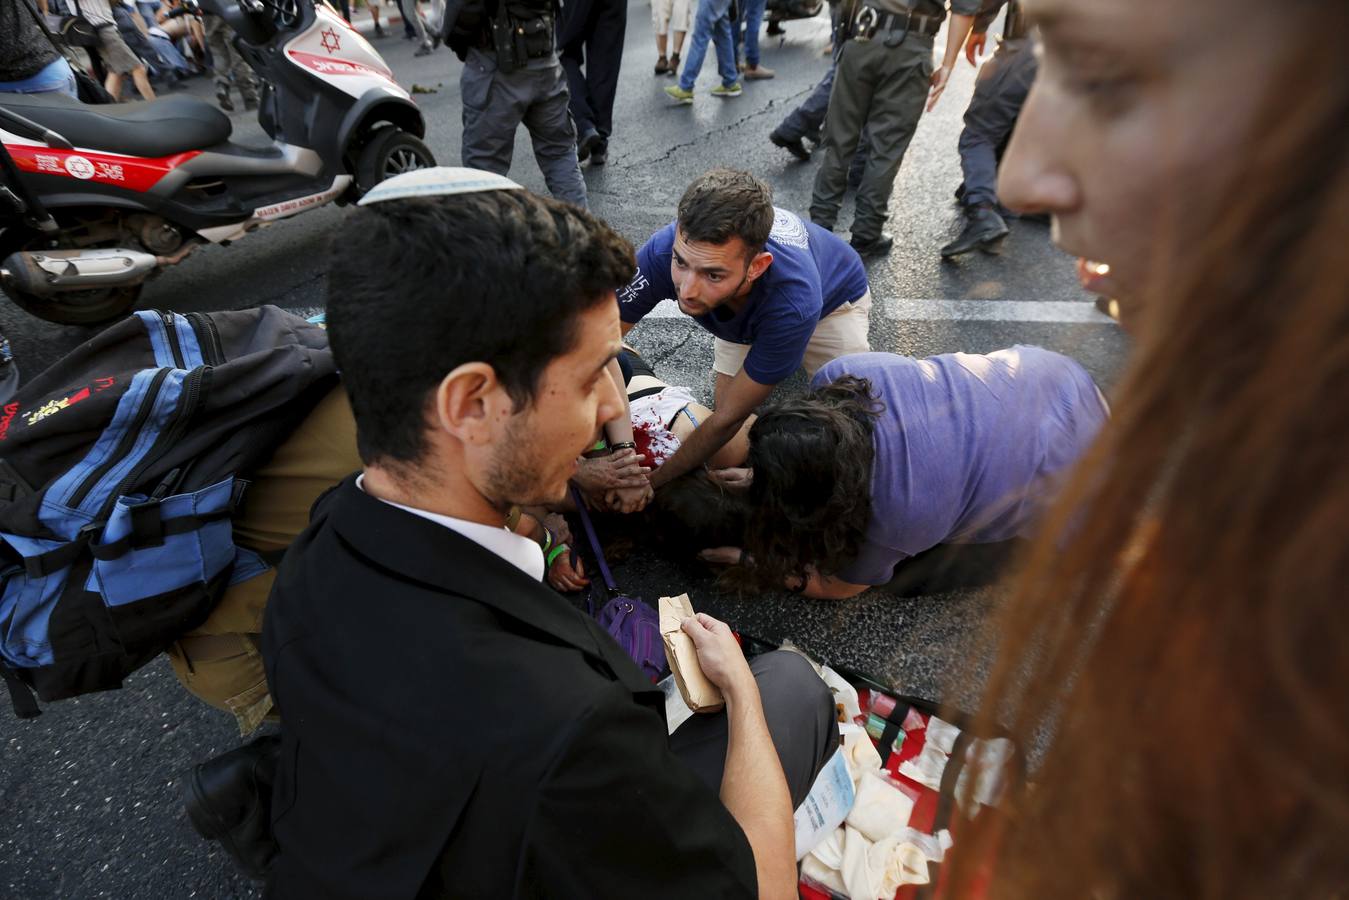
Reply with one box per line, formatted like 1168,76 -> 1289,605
743,298 -> 815,385
617,229 -> 672,324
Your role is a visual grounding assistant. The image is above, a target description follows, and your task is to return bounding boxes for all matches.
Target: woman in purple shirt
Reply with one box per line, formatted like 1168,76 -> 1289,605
700,346 -> 1109,599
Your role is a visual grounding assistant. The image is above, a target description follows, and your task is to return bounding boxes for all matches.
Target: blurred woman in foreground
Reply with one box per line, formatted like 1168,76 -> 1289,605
949,0 -> 1349,896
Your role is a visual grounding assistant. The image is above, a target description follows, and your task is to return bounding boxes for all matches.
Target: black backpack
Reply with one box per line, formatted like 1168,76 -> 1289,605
0,307 -> 337,718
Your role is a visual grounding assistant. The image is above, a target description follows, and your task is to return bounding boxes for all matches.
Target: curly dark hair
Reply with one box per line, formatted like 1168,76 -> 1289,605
325,190 -> 635,466
740,376 -> 882,590
649,470 -> 751,557
676,169 -> 775,257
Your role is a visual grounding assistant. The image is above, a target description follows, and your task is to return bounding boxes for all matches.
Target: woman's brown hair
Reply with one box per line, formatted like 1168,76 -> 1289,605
947,8 -> 1349,897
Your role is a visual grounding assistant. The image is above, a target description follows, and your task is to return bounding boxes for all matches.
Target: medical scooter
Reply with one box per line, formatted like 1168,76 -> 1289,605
0,0 -> 435,324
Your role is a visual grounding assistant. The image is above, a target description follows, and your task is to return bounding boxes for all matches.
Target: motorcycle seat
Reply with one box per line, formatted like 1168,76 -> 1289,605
0,93 -> 232,159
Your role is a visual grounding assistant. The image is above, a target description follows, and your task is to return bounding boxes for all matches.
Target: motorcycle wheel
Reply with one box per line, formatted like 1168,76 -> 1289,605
354,128 -> 436,195
7,284 -> 142,326
0,230 -> 144,326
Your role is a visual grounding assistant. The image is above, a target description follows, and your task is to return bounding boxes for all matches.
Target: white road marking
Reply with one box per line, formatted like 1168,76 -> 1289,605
640,297 -> 1113,324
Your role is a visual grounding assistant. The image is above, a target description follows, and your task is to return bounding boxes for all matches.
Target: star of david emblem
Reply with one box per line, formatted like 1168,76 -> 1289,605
320,28 -> 341,53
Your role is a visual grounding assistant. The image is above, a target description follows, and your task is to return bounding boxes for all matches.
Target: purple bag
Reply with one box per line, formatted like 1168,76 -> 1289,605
572,488 -> 667,682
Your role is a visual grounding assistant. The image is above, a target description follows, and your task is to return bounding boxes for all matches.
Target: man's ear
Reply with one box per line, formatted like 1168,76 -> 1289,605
746,250 -> 774,283
432,362 -> 510,447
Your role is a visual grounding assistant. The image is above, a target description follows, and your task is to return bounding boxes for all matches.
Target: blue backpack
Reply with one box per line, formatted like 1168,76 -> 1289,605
0,307 -> 337,718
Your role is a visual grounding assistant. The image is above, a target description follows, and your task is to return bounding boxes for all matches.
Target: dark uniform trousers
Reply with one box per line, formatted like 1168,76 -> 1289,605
556,0 -> 627,142
809,31 -> 935,244
460,46 -> 590,209
956,35 -> 1037,209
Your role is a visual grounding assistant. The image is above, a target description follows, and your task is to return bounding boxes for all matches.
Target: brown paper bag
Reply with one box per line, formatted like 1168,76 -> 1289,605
659,594 -> 724,713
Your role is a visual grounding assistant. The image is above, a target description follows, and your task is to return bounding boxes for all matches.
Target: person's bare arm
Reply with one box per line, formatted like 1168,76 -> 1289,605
602,356 -> 636,448
683,614 -> 797,900
38,0 -> 49,14
650,371 -> 773,489
600,357 -> 653,513
928,13 -> 976,110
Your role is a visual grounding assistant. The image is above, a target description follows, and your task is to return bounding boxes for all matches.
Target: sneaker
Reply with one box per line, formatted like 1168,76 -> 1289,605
216,90 -> 234,112
664,85 -> 694,104
373,22 -> 386,37
744,65 -> 775,80
710,82 -> 742,98
667,52 -> 680,75
589,139 -> 608,166
654,55 -> 669,75
414,41 -> 433,56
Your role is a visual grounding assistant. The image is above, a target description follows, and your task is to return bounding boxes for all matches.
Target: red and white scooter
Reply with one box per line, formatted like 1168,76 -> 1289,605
0,0 -> 435,324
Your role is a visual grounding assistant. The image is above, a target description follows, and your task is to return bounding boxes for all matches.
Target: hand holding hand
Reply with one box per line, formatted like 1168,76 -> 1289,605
604,482 -> 654,514
680,613 -> 755,697
574,450 -> 651,493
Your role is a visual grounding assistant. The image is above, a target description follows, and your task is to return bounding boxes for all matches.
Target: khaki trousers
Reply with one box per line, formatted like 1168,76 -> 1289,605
165,384 -> 361,734
712,290 -> 873,379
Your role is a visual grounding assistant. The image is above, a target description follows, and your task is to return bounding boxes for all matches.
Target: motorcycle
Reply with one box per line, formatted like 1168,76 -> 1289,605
0,0 -> 435,325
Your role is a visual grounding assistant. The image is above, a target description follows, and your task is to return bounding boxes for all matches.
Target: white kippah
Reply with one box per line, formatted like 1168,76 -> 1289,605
357,167 -> 524,206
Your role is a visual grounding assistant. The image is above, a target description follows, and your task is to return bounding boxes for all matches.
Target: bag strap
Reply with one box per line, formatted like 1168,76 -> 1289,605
570,485 -> 618,596
1,663 -> 41,719
19,0 -> 87,71
19,0 -> 61,43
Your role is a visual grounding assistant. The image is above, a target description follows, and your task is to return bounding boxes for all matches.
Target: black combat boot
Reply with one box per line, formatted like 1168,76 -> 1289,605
941,203 -> 1010,258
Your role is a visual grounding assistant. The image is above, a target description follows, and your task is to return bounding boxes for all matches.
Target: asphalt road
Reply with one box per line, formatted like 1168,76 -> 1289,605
0,5 -> 1129,897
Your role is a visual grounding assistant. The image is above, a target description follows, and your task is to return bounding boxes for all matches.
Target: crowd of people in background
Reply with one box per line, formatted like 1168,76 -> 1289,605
2,0 -> 1038,263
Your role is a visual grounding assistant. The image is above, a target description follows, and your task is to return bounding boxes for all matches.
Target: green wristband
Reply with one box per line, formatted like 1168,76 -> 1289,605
546,543 -> 569,567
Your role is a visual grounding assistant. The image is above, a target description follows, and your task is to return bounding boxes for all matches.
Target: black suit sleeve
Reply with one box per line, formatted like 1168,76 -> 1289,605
517,686 -> 758,899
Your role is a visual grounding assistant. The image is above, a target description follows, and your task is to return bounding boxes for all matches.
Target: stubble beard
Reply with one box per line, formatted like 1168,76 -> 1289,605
483,415 -> 568,510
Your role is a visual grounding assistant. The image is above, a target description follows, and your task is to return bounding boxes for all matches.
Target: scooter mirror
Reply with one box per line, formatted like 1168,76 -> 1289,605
198,0 -> 278,44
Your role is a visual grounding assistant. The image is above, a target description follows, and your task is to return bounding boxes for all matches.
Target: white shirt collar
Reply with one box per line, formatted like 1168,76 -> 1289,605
356,474 -> 545,582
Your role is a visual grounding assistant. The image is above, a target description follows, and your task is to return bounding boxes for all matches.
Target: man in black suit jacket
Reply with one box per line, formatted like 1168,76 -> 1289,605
259,172 -> 836,898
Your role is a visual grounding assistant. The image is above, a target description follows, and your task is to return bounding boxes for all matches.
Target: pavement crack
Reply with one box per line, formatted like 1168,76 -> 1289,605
647,328 -> 698,366
614,86 -> 814,173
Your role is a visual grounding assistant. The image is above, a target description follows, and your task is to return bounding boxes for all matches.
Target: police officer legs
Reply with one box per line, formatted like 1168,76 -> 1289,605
204,15 -> 258,112
810,3 -> 975,256
809,32 -> 933,256
941,35 -> 1037,257
770,39 -> 871,182
460,47 -> 589,209
557,0 -> 627,165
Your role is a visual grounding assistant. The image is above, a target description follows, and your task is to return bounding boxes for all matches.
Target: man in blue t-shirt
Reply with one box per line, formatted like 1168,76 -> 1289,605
619,169 -> 872,488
